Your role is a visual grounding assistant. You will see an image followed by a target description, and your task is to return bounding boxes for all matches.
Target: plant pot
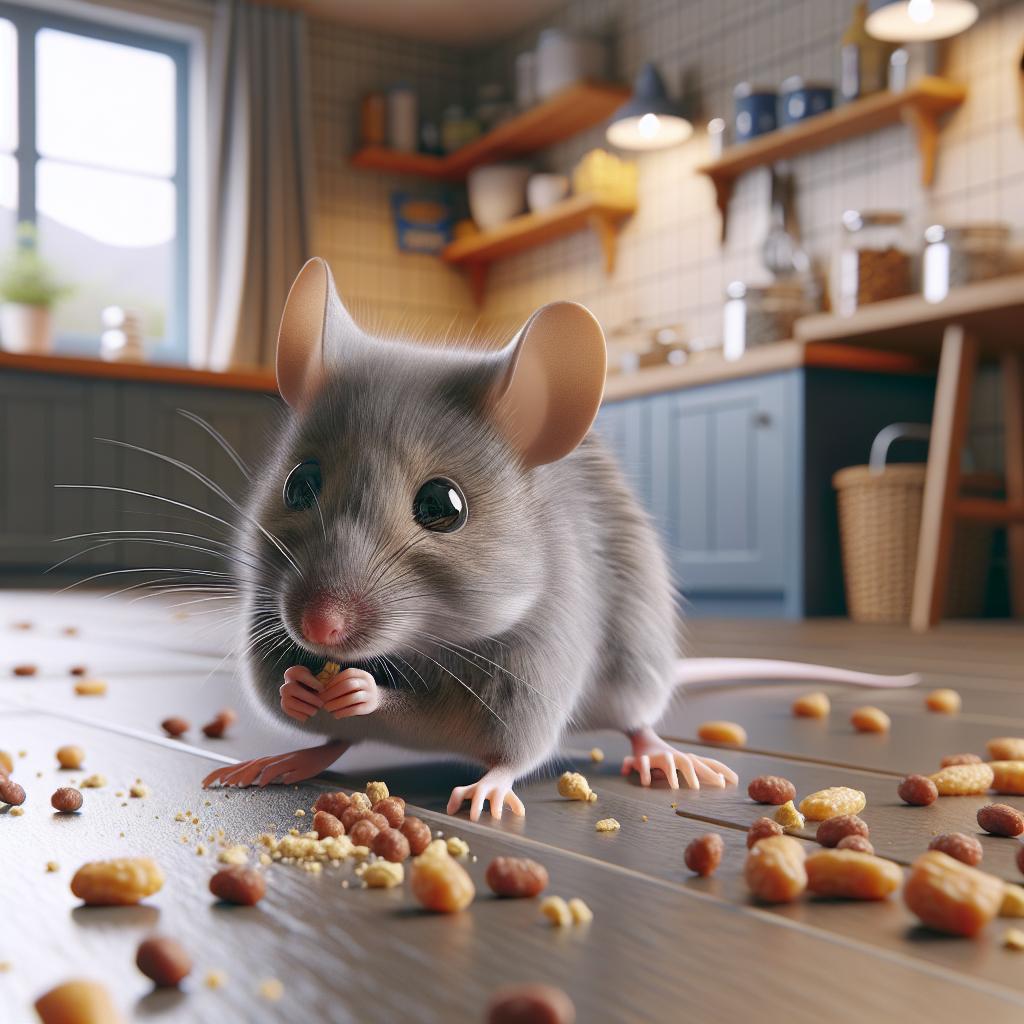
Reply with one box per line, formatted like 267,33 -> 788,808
0,303 -> 53,354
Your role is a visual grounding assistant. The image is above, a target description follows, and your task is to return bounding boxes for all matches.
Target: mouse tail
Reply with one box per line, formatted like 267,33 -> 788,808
674,658 -> 921,690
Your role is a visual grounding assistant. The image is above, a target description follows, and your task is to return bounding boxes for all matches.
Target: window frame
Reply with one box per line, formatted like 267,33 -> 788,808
0,0 -> 190,361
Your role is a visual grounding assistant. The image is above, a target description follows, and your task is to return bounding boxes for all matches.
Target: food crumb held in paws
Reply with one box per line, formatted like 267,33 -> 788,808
926,688 -> 962,714
589,747 -> 605,763
851,706 -> 890,734
363,860 -> 404,888
209,866 -> 265,906
136,935 -> 192,988
74,679 -> 107,697
747,775 -> 796,805
202,708 -> 237,739
696,720 -> 747,746
485,856 -> 549,898
161,717 -> 189,738
773,800 -> 805,833
747,817 -> 784,848
594,818 -> 620,833
56,745 -> 85,770
258,978 -> 284,1002
897,774 -> 937,806
34,980 -> 124,1024
486,983 -> 576,1024
684,833 -> 724,876
51,787 -> 83,813
792,691 -> 830,718
557,771 -> 596,802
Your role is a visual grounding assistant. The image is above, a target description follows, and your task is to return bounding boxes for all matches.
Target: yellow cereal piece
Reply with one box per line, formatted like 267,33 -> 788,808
774,800 -> 806,832
989,761 -> 1024,796
1001,885 -> 1024,918
218,846 -> 249,866
349,792 -> 372,813
205,969 -> 227,990
540,895 -> 573,927
799,787 -> 866,821
929,762 -> 995,796
45,861 -> 59,873
568,897 -> 593,924
365,780 -> 389,804
446,837 -> 470,858
1005,928 -> 1024,950
589,747 -> 605,763
10,806 -> 23,816
129,783 -> 149,799
925,688 -> 961,714
850,706 -> 890,734
595,818 -> 620,833
792,692 -> 830,719
313,661 -> 340,691
557,771 -> 596,802
363,860 -> 404,888
73,679 -> 107,696
696,720 -> 747,746
988,738 -> 1024,761
258,978 -> 284,1002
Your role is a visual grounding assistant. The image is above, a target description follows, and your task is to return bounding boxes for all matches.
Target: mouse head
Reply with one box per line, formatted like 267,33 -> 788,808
241,257 -> 606,665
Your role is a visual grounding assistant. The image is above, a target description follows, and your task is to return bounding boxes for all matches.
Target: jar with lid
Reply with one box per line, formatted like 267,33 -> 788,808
723,280 -> 808,360
922,223 -> 1010,302
837,210 -> 911,315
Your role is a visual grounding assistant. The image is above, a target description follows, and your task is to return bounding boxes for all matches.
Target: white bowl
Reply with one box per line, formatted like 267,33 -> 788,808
467,164 -> 531,231
527,173 -> 570,213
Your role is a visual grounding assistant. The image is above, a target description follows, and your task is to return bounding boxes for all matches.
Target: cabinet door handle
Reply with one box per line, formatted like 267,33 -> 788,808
752,411 -> 773,428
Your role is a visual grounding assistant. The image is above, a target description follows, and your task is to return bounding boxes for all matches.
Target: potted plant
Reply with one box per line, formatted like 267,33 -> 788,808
0,223 -> 70,354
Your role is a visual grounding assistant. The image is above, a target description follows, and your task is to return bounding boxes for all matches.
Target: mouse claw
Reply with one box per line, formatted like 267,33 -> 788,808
622,727 -> 738,791
320,669 -> 379,719
447,768 -> 525,822
201,741 -> 349,789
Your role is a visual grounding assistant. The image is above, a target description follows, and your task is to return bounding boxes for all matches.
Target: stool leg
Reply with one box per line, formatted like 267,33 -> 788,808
1003,352 -> 1024,617
911,324 -> 979,632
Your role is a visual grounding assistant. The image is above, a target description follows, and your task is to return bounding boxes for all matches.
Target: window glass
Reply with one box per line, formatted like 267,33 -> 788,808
0,19 -> 15,153
0,153 -> 16,257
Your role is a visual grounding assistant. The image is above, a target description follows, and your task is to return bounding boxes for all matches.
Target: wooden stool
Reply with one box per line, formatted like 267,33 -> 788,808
911,325 -> 1024,630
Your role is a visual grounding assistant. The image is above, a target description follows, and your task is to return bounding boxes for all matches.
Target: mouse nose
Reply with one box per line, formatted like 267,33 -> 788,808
300,596 -> 347,646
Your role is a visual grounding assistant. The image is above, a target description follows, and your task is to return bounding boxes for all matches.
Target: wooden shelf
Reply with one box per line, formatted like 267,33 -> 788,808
441,194 -> 636,305
698,76 -> 966,239
350,81 -> 630,181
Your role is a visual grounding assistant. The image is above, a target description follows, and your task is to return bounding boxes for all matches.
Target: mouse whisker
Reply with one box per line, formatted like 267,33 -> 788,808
176,408 -> 254,482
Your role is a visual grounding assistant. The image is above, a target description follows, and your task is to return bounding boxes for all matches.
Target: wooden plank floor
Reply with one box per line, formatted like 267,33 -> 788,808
4,592 -> 1024,1023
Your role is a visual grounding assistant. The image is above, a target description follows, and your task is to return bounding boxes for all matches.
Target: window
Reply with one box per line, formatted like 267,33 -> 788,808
0,3 -> 188,361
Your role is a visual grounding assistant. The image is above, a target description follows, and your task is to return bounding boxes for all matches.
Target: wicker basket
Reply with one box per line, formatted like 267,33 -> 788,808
833,429 -> 995,624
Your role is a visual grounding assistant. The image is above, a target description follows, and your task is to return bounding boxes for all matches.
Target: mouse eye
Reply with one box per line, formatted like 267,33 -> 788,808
413,478 -> 467,533
283,459 -> 322,511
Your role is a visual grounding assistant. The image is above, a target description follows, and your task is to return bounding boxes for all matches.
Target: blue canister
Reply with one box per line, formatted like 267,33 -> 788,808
733,82 -> 777,142
779,76 -> 834,127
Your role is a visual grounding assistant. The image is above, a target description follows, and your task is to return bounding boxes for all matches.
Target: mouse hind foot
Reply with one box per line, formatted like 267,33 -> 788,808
202,739 -> 350,788
447,767 -> 526,822
621,726 -> 739,791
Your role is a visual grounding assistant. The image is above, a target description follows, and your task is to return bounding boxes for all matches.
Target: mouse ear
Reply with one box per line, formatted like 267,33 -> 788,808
276,257 -> 358,409
491,301 -> 606,468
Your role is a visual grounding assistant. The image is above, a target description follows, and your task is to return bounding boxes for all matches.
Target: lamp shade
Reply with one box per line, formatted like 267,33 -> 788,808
606,63 -> 693,151
865,0 -> 978,40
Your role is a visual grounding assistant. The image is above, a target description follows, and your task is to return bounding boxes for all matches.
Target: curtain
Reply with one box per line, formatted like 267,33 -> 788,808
205,0 -> 315,370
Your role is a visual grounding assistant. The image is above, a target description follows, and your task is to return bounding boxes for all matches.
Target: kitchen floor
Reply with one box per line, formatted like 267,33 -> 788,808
3,591 -> 1024,1022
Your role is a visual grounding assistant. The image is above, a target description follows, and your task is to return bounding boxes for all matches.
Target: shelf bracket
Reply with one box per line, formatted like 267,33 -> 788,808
587,212 -> 620,274
710,176 -> 733,242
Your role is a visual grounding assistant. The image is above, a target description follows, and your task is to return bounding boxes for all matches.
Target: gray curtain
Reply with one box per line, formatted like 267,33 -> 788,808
206,0 -> 315,370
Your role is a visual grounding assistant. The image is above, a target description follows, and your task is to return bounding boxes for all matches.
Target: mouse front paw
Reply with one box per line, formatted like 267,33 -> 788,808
279,666 -> 324,722
321,668 -> 379,719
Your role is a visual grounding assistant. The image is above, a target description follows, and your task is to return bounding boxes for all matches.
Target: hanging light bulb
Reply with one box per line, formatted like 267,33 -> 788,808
606,64 -> 693,151
865,0 -> 978,41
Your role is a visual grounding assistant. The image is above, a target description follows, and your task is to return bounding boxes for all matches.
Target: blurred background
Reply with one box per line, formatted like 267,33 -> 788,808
0,0 -> 1022,631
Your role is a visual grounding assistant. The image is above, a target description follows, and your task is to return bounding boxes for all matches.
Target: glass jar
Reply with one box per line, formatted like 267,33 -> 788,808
922,223 -> 1010,302
723,280 -> 807,360
837,210 -> 911,315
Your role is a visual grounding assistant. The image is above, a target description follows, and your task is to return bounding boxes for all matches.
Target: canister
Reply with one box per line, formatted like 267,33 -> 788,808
779,76 -> 833,126
733,82 -> 777,141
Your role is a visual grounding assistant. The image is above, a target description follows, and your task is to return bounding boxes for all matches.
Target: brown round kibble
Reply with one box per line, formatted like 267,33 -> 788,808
977,803 -> 1024,838
161,717 -> 189,738
400,815 -> 432,856
12,663 -> 37,676
816,814 -> 869,848
684,833 -> 724,876
51,787 -> 83,813
929,832 -> 983,867
897,774 -> 938,806
487,983 -> 576,1024
210,866 -> 265,905
201,708 -> 235,739
0,777 -> 26,806
314,791 -> 351,818
373,796 -> 405,828
56,745 -> 85,770
747,775 -> 796,805
69,665 -> 88,677
35,980 -> 124,1024
836,834 -> 875,854
851,705 -> 890,734
136,935 -> 192,987
313,810 -> 344,839
348,818 -> 380,847
340,805 -> 367,831
940,752 -> 982,767
371,827 -> 411,863
747,816 -> 784,848
925,688 -> 962,714
485,856 -> 550,898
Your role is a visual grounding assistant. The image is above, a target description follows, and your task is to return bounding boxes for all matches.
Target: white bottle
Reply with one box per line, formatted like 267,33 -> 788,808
387,85 -> 418,153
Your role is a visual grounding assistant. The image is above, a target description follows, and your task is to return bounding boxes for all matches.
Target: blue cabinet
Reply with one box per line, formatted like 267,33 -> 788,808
596,367 -> 936,618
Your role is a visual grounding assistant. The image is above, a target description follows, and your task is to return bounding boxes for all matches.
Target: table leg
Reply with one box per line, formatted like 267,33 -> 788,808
1003,351 -> 1024,617
911,324 -> 979,632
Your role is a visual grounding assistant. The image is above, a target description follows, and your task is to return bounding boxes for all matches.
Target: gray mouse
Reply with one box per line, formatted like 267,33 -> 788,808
203,258 -> 918,820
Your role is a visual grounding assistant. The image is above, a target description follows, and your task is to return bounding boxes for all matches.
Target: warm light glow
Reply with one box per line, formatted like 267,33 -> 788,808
606,113 -> 693,151
866,0 -> 977,40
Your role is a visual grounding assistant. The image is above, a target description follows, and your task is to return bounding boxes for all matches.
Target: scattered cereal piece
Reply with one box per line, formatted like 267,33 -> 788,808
0,778 -> 27,806
557,771 -> 596,802
799,787 -> 866,821
46,861 -> 59,873
9,806 -> 23,816
12,664 -> 37,677
210,866 -> 265,906
539,895 -> 573,927
410,844 -> 475,912
792,691 -> 830,718
161,717 -> 189,738
136,935 -> 192,987
745,835 -> 807,904
446,836 -> 470,858
71,858 -> 164,906
567,897 -> 593,924
806,849 -> 902,901
747,775 -> 796,805
0,750 -> 12,774
34,980 -> 123,1024
977,803 -> 1024,837
350,791 -> 372,813
837,835 -> 875,854
773,800 -> 805,832
218,846 -> 249,866
79,774 -> 106,789
258,978 -> 284,1002
129,783 -> 150,799
897,774 -> 938,806
486,856 -> 549,898
851,706 -> 890,734
363,860 -> 404,888
400,816 -> 432,855
202,708 -> 237,739
487,985 -> 575,1024
204,969 -> 227,990
69,665 -> 88,677
365,780 -> 389,805
294,808 -> 305,818
1000,884 -> 1024,918
904,850 -> 1004,936
56,745 -> 85,770
684,833 -> 724,876
925,688 -> 962,714
595,818 -> 620,833
74,679 -> 107,697
696,720 -> 747,746
51,788 -> 82,813
989,761 -> 1024,796
1004,928 -> 1024,950
929,762 -> 995,796
988,738 -> 1024,761
816,814 -> 869,848
589,747 -> 605,763
747,817 -> 784,848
